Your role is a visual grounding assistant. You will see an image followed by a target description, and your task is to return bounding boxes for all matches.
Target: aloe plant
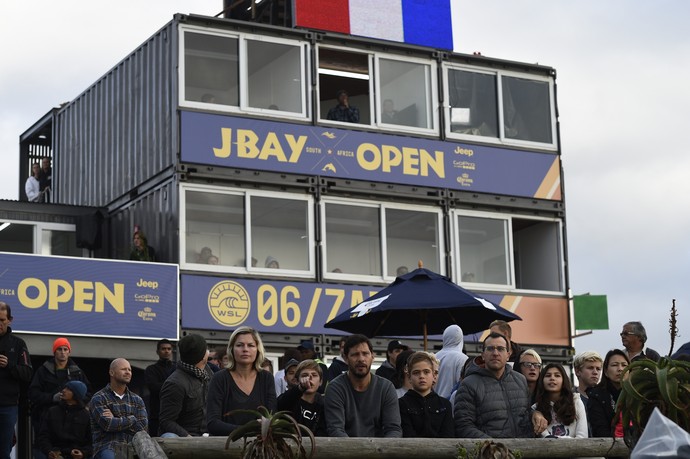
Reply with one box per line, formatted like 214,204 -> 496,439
225,406 -> 315,459
616,356 -> 690,448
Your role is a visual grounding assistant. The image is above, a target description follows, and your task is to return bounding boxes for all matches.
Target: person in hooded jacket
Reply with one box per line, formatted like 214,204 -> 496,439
434,325 -> 468,399
38,380 -> 92,459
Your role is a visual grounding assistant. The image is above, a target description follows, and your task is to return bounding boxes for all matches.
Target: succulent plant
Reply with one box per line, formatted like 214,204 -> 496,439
225,406 -> 315,459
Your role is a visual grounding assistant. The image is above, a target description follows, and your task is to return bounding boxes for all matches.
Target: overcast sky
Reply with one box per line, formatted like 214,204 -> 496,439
1,1 -> 688,357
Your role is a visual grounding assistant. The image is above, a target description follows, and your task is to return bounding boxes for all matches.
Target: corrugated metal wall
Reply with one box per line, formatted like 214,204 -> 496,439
109,178 -> 178,263
55,21 -> 178,207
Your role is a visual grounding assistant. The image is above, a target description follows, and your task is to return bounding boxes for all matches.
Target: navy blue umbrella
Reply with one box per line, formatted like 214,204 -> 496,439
324,267 -> 521,349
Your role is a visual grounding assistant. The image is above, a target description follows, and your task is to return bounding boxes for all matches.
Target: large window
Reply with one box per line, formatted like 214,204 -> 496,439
445,66 -> 556,149
377,58 -> 434,130
181,27 -> 308,118
456,215 -> 510,286
245,39 -> 305,114
183,31 -> 239,106
0,221 -> 82,256
318,47 -> 436,132
502,76 -> 553,144
448,69 -> 498,138
318,48 -> 372,124
323,199 -> 443,282
181,186 -> 314,276
453,211 -> 563,293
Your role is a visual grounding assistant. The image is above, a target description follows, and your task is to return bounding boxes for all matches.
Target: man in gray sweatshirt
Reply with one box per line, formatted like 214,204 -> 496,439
325,334 -> 402,437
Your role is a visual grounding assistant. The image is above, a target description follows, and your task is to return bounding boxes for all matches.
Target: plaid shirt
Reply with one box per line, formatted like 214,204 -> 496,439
89,384 -> 148,455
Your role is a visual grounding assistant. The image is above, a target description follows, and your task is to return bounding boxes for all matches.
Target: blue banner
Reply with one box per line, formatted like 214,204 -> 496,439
181,274 -> 506,336
180,111 -> 561,200
0,252 -> 179,340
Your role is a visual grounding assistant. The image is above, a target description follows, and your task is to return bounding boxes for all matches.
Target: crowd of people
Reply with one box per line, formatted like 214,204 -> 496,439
2,296 -> 687,459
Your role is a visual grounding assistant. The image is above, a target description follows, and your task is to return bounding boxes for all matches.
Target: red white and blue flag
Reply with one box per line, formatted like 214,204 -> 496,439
293,0 -> 455,50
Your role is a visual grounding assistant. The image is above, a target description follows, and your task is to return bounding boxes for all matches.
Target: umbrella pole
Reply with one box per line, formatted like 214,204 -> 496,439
423,322 -> 428,351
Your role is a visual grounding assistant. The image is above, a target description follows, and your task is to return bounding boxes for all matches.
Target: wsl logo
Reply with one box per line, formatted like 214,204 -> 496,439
208,281 -> 250,327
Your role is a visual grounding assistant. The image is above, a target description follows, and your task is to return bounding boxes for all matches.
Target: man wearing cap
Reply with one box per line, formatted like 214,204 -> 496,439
37,380 -> 92,459
298,340 -> 328,393
0,301 -> 32,459
159,334 -> 213,437
376,340 -> 409,384
326,89 -> 360,123
89,358 -> 147,459
144,338 -> 174,436
30,337 -> 92,453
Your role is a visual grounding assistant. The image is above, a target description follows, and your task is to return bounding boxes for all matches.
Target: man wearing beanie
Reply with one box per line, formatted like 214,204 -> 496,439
89,358 -> 147,458
159,334 -> 213,437
30,336 -> 92,455
37,380 -> 92,459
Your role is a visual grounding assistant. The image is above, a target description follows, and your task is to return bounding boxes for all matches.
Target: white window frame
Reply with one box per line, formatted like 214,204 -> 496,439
178,25 -> 311,121
451,209 -> 565,294
321,197 -> 444,283
374,54 -> 438,135
444,64 -> 558,151
316,45 -> 375,127
0,219 -> 84,256
239,34 -> 310,119
180,183 -> 315,278
452,209 -> 514,290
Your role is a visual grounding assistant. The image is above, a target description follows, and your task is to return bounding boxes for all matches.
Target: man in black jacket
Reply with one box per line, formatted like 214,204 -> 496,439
159,334 -> 212,437
0,302 -> 32,459
144,339 -> 174,436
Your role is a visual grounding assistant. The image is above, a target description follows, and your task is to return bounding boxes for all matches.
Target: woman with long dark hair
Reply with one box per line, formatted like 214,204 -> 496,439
533,363 -> 587,438
586,349 -> 629,437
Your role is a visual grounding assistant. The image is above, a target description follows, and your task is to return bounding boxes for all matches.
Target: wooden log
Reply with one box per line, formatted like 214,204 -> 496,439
131,431 -> 168,459
155,436 -> 630,458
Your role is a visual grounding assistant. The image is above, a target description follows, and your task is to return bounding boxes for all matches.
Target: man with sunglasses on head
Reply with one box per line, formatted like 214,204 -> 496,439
620,321 -> 660,363
454,332 -> 546,438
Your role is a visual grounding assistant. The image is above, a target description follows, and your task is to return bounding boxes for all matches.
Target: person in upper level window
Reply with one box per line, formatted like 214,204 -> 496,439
326,90 -> 360,123
129,230 -> 156,262
25,162 -> 42,202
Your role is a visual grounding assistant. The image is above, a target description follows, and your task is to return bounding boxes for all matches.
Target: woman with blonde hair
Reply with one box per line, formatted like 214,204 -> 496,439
206,327 -> 276,435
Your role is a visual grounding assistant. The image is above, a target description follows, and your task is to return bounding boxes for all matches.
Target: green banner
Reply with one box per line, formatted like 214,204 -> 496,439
574,294 -> 608,330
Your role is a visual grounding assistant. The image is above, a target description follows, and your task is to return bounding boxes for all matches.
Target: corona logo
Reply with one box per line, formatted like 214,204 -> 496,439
208,280 -> 250,327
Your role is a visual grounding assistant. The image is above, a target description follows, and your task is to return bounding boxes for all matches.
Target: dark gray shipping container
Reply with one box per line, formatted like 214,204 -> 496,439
54,21 -> 178,207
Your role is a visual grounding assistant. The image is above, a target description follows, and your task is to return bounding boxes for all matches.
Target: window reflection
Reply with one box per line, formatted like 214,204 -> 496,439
502,76 -> 552,144
185,191 -> 245,266
379,59 -> 432,129
448,69 -> 498,138
247,40 -> 303,113
184,32 -> 239,106
325,204 -> 380,275
457,216 -> 509,285
385,209 -> 440,276
42,230 -> 81,256
0,223 -> 33,253
250,196 -> 309,271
